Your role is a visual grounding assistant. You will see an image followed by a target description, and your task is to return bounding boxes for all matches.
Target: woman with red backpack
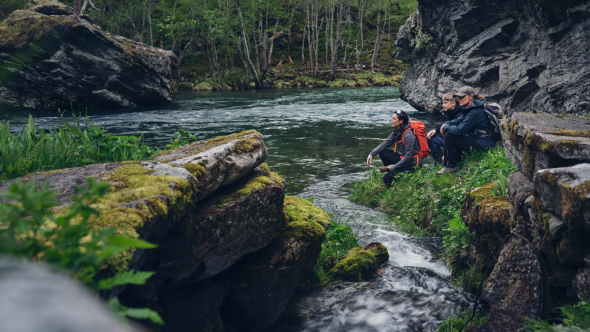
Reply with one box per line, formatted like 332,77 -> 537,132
366,110 -> 429,185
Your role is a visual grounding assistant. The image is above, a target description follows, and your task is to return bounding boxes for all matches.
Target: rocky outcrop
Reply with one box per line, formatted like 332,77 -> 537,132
0,258 -> 132,332
394,0 -> 590,115
0,130 -> 329,331
0,0 -> 179,110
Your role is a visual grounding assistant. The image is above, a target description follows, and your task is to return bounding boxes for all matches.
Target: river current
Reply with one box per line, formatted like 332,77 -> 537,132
3,87 -> 472,331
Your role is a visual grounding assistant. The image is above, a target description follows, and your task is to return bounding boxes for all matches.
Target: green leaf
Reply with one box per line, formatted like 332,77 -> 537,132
108,236 -> 158,249
99,270 -> 155,290
108,298 -> 164,325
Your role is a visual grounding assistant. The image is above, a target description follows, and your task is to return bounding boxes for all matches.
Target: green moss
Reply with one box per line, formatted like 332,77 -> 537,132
366,243 -> 389,264
551,129 -> 590,138
258,162 -> 271,173
558,139 -> 580,149
183,162 -> 206,179
329,247 -> 377,281
231,135 -> 260,154
236,176 -> 272,195
154,130 -> 263,161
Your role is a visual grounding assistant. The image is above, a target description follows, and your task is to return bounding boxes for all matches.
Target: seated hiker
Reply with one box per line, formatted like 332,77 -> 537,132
436,86 -> 496,175
427,92 -> 463,164
366,110 -> 424,185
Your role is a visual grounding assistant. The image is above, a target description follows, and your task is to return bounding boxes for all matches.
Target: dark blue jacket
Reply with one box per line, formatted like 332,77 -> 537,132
442,100 -> 495,149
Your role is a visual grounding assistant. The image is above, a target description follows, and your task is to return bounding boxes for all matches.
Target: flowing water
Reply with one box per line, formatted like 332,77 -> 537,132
2,87 -> 472,331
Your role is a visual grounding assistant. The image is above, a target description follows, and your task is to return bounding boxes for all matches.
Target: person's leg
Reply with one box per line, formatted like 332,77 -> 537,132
429,134 -> 445,162
444,133 -> 482,168
379,149 -> 401,167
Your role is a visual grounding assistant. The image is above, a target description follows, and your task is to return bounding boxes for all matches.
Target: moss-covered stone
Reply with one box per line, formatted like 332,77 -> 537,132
329,247 -> 377,281
282,196 -> 330,243
364,242 -> 389,264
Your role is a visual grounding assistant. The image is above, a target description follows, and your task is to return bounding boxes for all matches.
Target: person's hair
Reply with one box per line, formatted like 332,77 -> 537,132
442,92 -> 459,104
393,109 -> 409,126
473,94 -> 487,102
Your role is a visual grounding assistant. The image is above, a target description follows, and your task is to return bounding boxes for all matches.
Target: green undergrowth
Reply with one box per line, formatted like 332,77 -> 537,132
523,299 -> 590,332
438,309 -> 488,332
0,111 -> 161,180
310,212 -> 361,286
349,146 -> 516,282
0,178 -> 163,326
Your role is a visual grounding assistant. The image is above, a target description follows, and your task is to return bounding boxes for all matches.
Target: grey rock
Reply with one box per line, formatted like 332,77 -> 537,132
0,2 -> 179,110
501,112 -> 590,180
508,170 -> 534,228
394,0 -> 590,115
0,258 -> 131,332
533,163 -> 590,228
544,213 -> 566,237
573,254 -> 590,299
478,237 -> 543,332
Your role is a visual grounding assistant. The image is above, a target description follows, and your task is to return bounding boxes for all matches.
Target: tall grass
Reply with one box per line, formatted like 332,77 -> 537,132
0,112 -> 159,180
523,299 -> 590,331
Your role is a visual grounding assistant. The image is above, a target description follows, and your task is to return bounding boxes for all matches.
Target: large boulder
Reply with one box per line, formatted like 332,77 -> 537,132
0,258 -> 133,332
0,0 -> 179,110
477,237 -> 544,332
218,196 -> 330,332
501,112 -> 590,180
394,0 -> 590,115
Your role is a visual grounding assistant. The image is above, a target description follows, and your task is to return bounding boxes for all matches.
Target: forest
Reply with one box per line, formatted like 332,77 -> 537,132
1,0 -> 417,88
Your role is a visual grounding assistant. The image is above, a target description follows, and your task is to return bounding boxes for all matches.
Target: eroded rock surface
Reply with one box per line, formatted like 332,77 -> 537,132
501,112 -> 590,179
478,237 -> 543,332
394,0 -> 590,115
0,0 -> 179,110
0,259 -> 132,332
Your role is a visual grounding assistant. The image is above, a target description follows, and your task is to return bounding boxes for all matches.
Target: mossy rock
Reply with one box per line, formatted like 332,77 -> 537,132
329,247 -> 377,281
364,242 -> 389,264
282,196 -> 330,243
461,182 -> 511,235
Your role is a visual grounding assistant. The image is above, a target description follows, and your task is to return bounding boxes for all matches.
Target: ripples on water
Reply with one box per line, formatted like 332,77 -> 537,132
2,87 -> 471,331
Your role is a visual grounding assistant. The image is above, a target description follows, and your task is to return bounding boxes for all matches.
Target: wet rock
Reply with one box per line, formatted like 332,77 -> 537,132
364,242 -> 390,264
573,255 -> 590,299
394,0 -> 590,115
329,242 -> 390,281
159,281 -> 230,332
501,113 -> 590,179
478,237 -> 543,332
0,258 -> 132,332
0,1 -> 179,110
460,182 -> 510,270
218,196 -> 329,332
153,130 -> 268,202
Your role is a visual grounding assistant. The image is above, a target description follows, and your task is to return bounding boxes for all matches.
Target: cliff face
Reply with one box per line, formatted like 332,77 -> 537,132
394,0 -> 590,115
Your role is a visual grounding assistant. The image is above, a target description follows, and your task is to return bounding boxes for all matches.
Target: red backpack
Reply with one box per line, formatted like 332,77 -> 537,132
394,121 -> 430,163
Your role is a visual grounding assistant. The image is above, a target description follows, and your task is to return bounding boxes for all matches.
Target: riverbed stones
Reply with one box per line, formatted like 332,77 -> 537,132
501,113 -> 590,180
394,0 -> 590,116
478,237 -> 543,332
153,130 -> 268,203
0,258 -> 132,332
0,1 -> 179,110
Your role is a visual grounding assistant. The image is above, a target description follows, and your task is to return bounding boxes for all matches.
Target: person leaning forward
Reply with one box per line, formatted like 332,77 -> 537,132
366,110 -> 422,185
436,86 -> 495,175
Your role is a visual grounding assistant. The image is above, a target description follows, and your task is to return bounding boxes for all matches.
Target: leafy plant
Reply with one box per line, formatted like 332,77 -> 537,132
491,170 -> 508,197
414,28 -> 433,50
311,213 -> 361,286
523,299 -> 590,331
0,178 -> 163,325
438,308 -> 488,332
442,214 -> 476,263
164,129 -> 198,150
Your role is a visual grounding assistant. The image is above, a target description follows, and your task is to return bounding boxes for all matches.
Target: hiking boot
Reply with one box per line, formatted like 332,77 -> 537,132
378,166 -> 389,173
436,167 -> 458,175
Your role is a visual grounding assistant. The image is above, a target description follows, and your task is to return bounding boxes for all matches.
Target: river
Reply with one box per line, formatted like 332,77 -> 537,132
2,87 -> 472,331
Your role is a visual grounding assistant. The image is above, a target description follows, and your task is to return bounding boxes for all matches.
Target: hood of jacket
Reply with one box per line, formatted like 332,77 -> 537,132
445,104 -> 463,120
461,99 -> 486,113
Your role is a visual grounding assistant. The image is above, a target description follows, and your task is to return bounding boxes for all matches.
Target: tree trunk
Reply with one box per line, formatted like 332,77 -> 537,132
237,1 -> 262,88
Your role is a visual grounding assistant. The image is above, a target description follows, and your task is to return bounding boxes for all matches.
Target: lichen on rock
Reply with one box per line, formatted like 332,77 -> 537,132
329,241 -> 389,281
282,196 -> 330,242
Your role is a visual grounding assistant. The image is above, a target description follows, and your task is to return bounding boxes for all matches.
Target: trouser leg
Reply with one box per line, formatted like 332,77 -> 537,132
379,150 -> 416,185
443,133 -> 482,168
429,134 -> 444,162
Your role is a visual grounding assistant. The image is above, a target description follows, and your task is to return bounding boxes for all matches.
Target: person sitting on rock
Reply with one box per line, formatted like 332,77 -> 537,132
366,110 -> 422,185
427,92 -> 463,164
436,86 -> 496,175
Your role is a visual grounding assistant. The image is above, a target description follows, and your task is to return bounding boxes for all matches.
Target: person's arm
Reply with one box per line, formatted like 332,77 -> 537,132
369,131 -> 396,158
391,131 -> 418,170
443,111 -> 479,136
443,114 -> 465,127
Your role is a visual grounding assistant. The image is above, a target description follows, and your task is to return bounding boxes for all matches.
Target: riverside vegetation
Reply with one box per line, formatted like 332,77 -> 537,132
2,0 -> 417,90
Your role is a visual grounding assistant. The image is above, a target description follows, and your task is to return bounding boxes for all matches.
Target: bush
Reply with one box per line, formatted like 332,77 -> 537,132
0,178 -> 163,325
438,309 -> 488,332
523,300 -> 590,331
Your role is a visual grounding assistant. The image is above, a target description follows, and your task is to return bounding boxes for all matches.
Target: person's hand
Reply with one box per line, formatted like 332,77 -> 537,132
366,155 -> 373,166
440,126 -> 445,135
427,129 -> 436,139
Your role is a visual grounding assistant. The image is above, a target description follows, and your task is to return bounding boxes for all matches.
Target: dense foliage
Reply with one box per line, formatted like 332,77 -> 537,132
0,178 -> 163,325
0,112 -> 162,181
524,300 -> 590,332
2,0 -> 417,84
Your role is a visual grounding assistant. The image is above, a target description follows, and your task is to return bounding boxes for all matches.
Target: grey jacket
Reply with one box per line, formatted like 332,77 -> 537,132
370,123 -> 422,169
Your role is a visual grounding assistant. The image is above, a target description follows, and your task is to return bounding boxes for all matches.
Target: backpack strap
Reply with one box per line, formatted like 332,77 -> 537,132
394,127 -> 411,153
